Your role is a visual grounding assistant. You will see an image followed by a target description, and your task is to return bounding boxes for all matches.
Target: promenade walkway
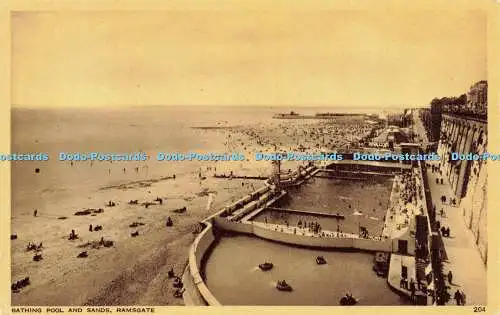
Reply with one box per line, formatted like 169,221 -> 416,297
387,254 -> 416,299
425,160 -> 487,305
413,111 -> 430,144
382,175 -> 410,239
381,171 -> 424,239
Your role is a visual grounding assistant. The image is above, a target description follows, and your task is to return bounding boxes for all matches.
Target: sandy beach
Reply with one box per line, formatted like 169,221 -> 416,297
12,162 -> 266,305
11,106 -> 381,305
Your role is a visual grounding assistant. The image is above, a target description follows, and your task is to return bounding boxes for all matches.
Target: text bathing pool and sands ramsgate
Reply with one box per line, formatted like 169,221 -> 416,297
0,151 -> 499,162
11,307 -> 155,313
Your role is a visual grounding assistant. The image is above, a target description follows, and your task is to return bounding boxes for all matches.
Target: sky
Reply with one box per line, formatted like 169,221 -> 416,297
11,9 -> 487,108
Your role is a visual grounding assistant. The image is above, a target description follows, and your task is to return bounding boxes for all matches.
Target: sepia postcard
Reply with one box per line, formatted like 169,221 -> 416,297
0,0 -> 498,314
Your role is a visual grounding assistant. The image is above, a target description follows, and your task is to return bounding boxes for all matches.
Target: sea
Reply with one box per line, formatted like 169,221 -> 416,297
11,105 -> 389,216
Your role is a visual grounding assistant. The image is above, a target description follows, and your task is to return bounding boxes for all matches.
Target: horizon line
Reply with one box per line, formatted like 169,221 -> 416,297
11,104 -> 429,109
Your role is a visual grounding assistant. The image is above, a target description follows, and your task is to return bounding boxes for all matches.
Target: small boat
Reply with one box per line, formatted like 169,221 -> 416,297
258,262 -> 273,271
276,280 -> 292,291
316,256 -> 327,265
373,252 -> 390,277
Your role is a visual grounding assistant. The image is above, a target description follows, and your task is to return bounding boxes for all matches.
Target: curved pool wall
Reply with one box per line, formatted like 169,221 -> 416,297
183,187 -> 281,305
202,234 -> 413,306
183,220 -> 221,306
183,165 -> 317,305
183,216 -> 394,305
214,219 -> 392,251
183,164 -> 403,305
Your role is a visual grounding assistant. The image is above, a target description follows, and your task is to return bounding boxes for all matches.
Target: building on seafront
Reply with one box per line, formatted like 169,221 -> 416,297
467,80 -> 487,116
419,80 -> 487,142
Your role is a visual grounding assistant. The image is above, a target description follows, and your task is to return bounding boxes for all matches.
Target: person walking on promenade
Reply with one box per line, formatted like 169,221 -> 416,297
441,195 -> 446,204
460,290 -> 466,305
447,270 -> 453,285
33,209 -> 37,217
400,278 -> 406,289
454,290 -> 462,305
410,279 -> 416,302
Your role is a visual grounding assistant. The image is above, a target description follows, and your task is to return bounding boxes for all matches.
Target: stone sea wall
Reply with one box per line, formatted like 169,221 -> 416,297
461,160 -> 487,264
439,114 -> 488,264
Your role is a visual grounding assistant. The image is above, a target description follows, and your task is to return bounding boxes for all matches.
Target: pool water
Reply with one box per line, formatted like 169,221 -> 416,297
203,234 -> 410,306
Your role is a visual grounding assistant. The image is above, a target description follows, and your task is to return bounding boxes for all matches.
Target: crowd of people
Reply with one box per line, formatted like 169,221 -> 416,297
231,117 -> 377,154
399,171 -> 419,205
382,168 -> 427,239
260,211 -> 384,241
263,212 -> 326,235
